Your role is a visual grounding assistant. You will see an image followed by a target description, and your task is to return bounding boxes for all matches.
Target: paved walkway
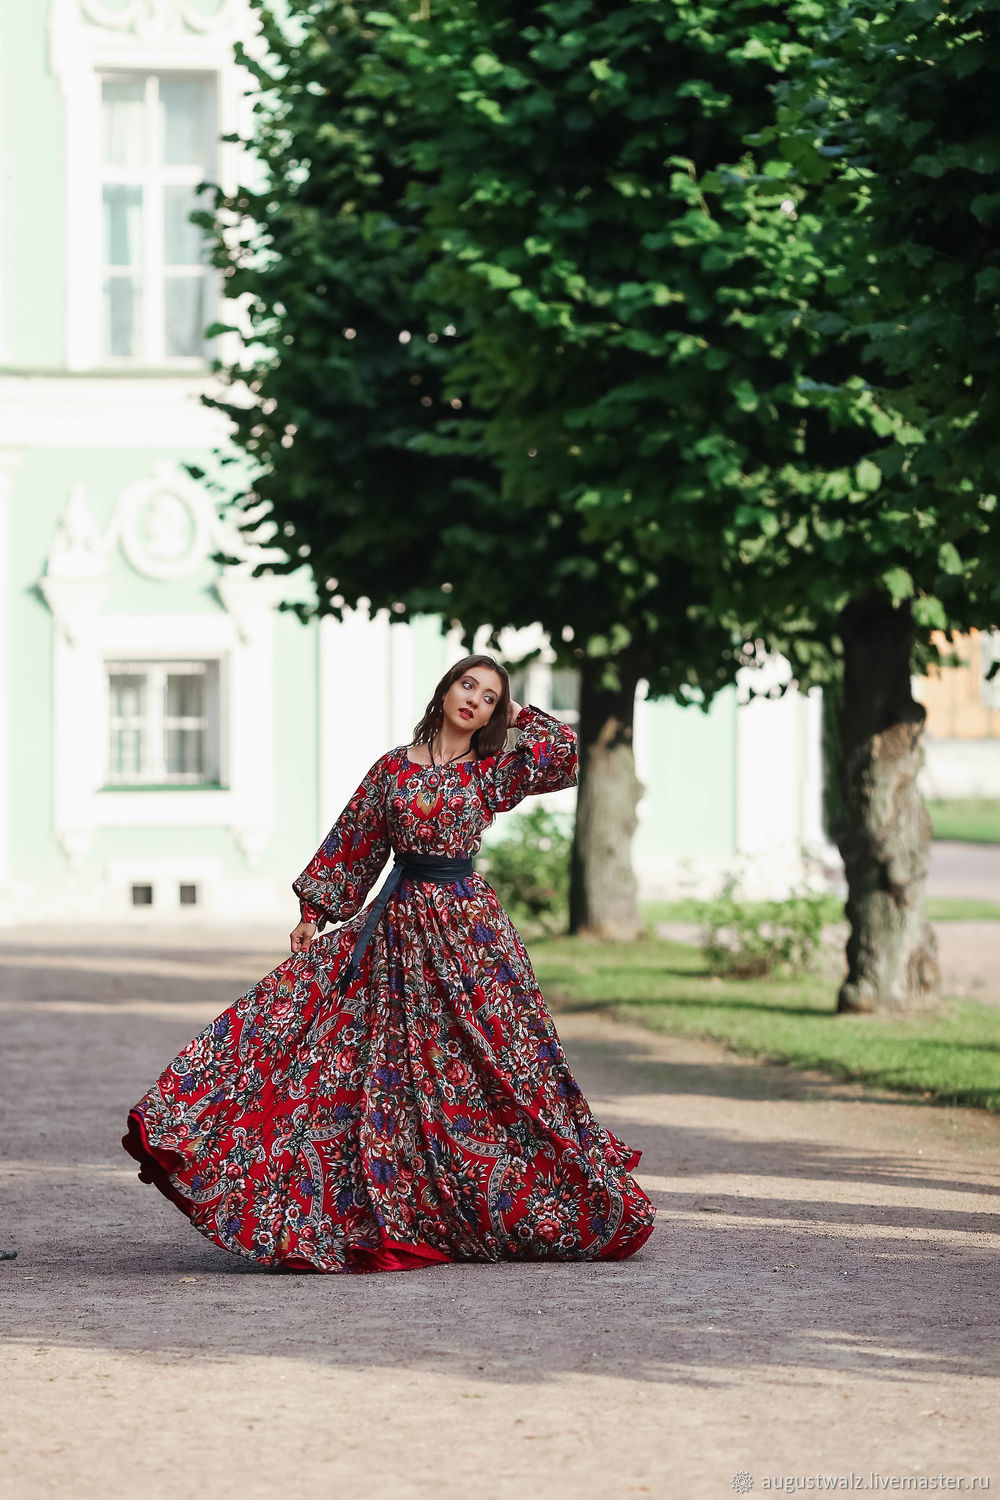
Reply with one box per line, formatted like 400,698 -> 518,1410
1,924 -> 998,1498
930,840 -> 1000,902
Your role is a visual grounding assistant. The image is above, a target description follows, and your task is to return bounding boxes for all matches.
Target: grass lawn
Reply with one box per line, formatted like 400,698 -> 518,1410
927,896 -> 1000,921
641,896 -> 840,928
927,799 -> 1000,844
532,933 -> 1000,1113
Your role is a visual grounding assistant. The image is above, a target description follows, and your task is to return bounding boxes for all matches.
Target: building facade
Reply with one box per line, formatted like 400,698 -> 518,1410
915,629 -> 1000,800
0,0 -> 834,925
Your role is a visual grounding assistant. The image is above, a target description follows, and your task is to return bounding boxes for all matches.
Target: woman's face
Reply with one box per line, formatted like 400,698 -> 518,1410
442,668 -> 505,740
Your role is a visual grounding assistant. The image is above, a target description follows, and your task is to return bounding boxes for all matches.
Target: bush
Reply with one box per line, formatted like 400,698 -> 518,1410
699,877 -> 833,979
476,806 -> 572,935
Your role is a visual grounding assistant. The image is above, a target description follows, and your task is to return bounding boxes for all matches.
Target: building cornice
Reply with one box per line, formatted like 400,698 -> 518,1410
0,373 -> 235,448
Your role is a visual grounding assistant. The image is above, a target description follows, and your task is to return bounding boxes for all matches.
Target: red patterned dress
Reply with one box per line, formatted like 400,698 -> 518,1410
122,704 -> 657,1274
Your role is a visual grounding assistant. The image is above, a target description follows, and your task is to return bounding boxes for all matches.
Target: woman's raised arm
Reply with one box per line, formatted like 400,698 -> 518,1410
479,704 -> 578,815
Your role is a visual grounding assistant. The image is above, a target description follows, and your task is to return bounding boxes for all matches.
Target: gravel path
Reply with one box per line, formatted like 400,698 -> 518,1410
1,923 -> 998,1498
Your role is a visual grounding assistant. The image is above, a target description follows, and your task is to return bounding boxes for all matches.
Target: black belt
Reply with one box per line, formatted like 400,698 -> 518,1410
336,851 -> 475,992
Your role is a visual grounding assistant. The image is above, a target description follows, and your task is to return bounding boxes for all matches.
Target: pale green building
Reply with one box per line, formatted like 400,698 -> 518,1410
0,0 -> 832,924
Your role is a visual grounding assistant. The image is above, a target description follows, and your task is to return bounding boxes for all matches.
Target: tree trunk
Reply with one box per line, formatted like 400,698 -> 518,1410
835,590 -> 940,1014
569,651 -> 644,939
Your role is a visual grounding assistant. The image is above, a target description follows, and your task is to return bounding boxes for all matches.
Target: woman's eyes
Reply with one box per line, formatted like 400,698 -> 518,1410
460,678 -> 495,704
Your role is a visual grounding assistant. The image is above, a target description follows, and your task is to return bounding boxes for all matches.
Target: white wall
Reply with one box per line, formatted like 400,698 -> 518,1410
920,738 -> 1000,800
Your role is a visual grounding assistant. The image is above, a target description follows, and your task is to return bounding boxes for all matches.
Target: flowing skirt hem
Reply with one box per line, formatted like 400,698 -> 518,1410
122,1109 -> 652,1274
122,1108 -> 453,1275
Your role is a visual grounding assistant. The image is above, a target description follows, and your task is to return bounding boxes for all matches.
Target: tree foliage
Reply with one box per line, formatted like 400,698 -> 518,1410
721,0 -> 1000,659
202,0 -> 828,704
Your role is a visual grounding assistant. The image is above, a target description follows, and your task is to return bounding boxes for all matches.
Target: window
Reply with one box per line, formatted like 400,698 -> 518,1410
507,664 -> 580,726
100,72 -> 217,364
106,660 -> 222,786
507,668 -> 530,708
549,667 -> 580,725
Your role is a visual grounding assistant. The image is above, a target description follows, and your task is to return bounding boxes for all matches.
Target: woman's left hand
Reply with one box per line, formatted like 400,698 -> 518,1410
290,920 -> 317,954
507,698 -> 523,726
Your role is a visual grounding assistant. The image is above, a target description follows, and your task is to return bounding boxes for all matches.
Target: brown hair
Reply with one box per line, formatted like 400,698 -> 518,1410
412,654 -> 511,760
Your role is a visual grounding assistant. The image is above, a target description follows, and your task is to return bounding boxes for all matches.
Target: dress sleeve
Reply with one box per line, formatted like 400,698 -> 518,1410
480,704 -> 578,815
292,754 -> 391,931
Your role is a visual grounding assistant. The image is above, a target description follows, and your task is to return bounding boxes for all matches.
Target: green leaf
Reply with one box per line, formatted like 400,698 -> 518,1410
913,596 -> 949,631
970,192 -> 1000,226
883,567 -> 914,602
937,542 -> 964,576
731,379 -> 759,412
855,458 -> 882,493
469,262 -> 522,291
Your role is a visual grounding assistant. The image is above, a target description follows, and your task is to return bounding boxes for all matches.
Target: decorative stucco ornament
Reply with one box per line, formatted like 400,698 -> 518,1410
79,0 -> 235,38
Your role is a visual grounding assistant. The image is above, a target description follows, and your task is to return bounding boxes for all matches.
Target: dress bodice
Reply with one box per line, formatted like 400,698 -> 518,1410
293,704 -> 578,929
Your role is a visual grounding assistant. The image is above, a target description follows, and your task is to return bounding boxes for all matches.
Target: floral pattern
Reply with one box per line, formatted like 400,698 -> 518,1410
123,705 -> 657,1273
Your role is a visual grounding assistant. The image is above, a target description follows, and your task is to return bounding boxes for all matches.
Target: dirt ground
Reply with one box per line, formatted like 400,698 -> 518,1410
1,921 -> 998,1500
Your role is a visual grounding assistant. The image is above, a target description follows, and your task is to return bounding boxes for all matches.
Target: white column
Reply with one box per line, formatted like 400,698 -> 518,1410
318,603 -> 394,834
388,618 -> 414,748
799,685 -> 833,853
62,68 -> 102,371
0,3 -> 7,365
223,596 -> 276,866
633,676 -> 651,802
735,655 -> 811,898
0,453 -> 21,894
51,608 -> 107,869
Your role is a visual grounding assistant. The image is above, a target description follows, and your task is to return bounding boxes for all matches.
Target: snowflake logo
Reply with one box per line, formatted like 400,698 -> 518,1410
731,1474 -> 754,1495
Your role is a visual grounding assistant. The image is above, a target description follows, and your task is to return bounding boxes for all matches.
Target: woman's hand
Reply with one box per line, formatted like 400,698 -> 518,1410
506,698 -> 523,726
290,920 -> 317,954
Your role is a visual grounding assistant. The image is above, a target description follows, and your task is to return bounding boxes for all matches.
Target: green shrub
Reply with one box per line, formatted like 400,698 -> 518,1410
476,806 -> 572,935
700,877 -> 832,979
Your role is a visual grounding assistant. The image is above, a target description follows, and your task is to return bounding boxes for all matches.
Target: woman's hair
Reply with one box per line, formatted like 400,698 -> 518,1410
412,654 -> 512,760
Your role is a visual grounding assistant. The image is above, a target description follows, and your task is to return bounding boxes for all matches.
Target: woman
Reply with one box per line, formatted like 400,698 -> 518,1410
122,654 -> 656,1274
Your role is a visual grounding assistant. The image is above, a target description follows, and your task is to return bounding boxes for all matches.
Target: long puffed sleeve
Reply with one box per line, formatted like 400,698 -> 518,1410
292,754 -> 391,930
480,704 -> 578,815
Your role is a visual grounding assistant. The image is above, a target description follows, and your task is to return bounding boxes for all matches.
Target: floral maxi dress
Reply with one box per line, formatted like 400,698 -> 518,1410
122,704 -> 657,1274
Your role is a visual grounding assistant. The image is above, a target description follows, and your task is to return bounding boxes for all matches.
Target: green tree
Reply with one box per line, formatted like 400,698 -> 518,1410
202,0 -> 821,938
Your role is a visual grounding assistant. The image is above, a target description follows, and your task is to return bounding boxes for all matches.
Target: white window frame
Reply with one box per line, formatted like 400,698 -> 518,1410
100,70 -> 218,368
105,657 -> 223,787
51,0 -> 254,372
50,609 -> 275,868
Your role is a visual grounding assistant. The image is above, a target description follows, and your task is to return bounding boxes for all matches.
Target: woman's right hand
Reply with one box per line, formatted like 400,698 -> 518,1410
290,920 -> 317,954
